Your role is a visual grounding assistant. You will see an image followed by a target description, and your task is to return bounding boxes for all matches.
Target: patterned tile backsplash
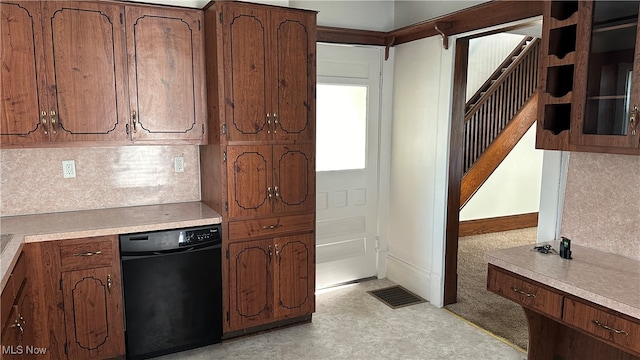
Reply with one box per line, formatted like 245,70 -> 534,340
561,152 -> 640,260
0,145 -> 201,217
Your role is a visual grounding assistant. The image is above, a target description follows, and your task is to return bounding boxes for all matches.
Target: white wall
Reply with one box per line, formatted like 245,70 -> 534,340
386,35 -> 452,304
466,33 -> 526,100
460,124 -> 544,221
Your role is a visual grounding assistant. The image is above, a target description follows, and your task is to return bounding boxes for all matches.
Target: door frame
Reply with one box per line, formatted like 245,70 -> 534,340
443,17 -> 545,305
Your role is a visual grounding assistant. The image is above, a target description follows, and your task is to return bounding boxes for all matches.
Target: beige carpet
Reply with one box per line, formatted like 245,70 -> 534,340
445,227 -> 537,350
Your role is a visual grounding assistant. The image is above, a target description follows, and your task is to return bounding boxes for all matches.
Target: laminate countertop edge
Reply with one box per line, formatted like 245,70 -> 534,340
485,241 -> 640,320
0,202 -> 223,291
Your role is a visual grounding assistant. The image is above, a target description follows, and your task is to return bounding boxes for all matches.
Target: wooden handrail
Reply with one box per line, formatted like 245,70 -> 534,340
460,93 -> 539,209
462,38 -> 540,175
465,36 -> 535,114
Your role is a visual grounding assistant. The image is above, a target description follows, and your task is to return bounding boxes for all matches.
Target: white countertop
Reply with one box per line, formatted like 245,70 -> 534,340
485,242 -> 640,320
0,202 -> 222,290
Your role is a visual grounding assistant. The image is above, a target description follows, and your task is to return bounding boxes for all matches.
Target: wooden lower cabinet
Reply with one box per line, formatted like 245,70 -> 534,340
227,233 -> 315,332
61,266 -> 124,359
1,253 -> 36,360
25,236 -> 125,360
488,264 -> 640,359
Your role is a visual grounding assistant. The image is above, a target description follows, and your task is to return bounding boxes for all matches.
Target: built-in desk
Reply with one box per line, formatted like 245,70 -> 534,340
486,243 -> 640,360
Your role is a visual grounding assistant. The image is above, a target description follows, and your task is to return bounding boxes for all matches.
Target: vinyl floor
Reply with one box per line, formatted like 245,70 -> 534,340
154,278 -> 527,360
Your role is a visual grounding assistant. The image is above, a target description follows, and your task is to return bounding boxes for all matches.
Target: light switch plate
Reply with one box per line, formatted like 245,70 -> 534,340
62,160 -> 76,178
174,157 -> 185,173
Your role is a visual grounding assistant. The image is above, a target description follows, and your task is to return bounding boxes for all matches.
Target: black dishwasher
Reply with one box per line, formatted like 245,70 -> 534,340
119,224 -> 222,359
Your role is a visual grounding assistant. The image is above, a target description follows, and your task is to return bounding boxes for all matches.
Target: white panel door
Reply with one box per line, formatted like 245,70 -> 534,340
316,44 -> 382,289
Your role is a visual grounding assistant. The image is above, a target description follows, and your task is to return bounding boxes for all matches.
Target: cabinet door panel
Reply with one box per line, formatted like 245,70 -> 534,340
228,239 -> 272,330
572,1 -> 640,149
227,145 -> 273,218
273,233 -> 315,319
272,10 -> 315,141
43,2 -> 127,142
0,1 -> 49,146
126,6 -> 205,142
224,6 -> 270,141
62,266 -> 124,359
273,144 -> 315,214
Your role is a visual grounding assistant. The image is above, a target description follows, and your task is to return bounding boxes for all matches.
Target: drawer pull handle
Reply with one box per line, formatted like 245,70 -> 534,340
593,320 -> 629,336
73,250 -> 102,257
262,224 -> 282,230
107,274 -> 112,297
511,286 -> 536,298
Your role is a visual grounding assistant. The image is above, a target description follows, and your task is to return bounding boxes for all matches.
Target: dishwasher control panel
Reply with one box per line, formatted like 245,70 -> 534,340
179,226 -> 221,246
120,223 -> 222,254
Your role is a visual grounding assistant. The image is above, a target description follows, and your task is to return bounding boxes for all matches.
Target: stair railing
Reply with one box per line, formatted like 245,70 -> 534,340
463,37 -> 540,174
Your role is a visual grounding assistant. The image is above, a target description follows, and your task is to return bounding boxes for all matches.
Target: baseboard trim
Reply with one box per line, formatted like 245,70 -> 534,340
459,212 -> 538,237
385,254 -> 431,302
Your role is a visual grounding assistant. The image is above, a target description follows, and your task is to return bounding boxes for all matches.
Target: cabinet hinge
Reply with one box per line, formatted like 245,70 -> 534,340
222,124 -> 227,134
219,12 -> 223,24
125,123 -> 130,135
202,123 -> 205,134
198,19 -> 201,31
225,202 -> 228,211
120,13 -> 123,25
225,249 -> 229,259
59,278 -> 63,290
64,343 -> 68,355
223,151 -> 227,163
226,311 -> 229,321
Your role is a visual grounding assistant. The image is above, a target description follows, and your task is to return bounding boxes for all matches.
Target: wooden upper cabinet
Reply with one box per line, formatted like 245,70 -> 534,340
0,1 -> 48,146
221,3 -> 315,142
226,144 -> 314,219
42,1 -> 128,143
1,1 -> 206,147
272,144 -> 314,214
1,1 -> 128,146
571,0 -> 640,150
125,6 -> 206,143
271,10 -> 315,142
538,0 -> 640,154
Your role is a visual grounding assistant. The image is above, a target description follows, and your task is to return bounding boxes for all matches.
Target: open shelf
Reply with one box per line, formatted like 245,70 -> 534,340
548,25 -> 577,59
546,65 -> 574,98
543,103 -> 572,135
550,1 -> 578,22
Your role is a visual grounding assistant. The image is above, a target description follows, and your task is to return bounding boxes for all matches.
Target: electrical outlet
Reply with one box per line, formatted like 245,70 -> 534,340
174,156 -> 185,173
62,160 -> 76,178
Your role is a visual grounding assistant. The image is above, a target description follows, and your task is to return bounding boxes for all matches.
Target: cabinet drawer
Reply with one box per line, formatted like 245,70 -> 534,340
59,236 -> 116,271
228,214 -> 314,241
564,298 -> 640,355
487,265 -> 563,318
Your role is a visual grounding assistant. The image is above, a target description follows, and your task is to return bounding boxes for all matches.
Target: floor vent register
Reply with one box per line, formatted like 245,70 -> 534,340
368,285 -> 426,309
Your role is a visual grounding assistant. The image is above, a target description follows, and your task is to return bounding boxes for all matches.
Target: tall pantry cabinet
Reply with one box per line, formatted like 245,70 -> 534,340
200,1 -> 317,335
